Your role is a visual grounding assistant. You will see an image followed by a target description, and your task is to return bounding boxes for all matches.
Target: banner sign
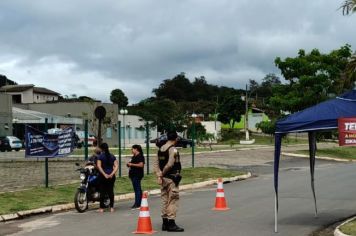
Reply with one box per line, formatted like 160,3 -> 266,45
25,125 -> 75,157
338,117 -> 356,146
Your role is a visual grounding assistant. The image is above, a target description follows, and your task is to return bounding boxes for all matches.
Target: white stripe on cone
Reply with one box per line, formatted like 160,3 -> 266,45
139,211 -> 150,218
141,198 -> 148,207
218,182 -> 223,189
216,192 -> 225,197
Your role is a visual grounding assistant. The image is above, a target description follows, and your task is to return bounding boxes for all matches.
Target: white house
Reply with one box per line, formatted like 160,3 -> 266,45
0,84 -> 60,104
117,114 -> 157,148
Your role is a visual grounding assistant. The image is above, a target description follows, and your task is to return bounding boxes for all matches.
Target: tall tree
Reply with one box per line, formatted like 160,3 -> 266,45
0,74 -> 17,87
217,95 -> 245,128
129,98 -> 185,133
153,73 -> 193,101
340,0 -> 356,15
110,89 -> 128,109
270,45 -> 354,114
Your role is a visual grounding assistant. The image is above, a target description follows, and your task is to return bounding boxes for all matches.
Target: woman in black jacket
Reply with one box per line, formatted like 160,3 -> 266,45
127,144 -> 145,209
97,143 -> 118,213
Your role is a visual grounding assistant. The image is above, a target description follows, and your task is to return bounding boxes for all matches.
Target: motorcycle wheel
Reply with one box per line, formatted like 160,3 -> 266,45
74,190 -> 88,213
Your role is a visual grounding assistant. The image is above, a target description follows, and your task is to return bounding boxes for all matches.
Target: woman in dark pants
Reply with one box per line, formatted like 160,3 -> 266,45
127,144 -> 145,209
97,143 -> 118,213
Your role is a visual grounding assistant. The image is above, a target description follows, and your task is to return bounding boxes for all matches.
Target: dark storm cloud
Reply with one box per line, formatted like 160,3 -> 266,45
0,0 -> 354,103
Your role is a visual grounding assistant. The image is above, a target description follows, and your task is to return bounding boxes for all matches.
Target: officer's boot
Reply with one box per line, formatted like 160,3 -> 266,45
162,218 -> 169,231
167,219 -> 184,232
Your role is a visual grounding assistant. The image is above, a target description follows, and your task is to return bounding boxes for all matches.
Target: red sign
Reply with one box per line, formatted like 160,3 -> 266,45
338,117 -> 356,146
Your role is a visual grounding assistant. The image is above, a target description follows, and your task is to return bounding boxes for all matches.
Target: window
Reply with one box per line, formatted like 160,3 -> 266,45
106,128 -> 112,139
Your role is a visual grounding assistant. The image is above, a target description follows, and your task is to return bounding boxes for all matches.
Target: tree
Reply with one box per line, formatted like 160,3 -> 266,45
217,95 -> 245,128
110,89 -> 128,109
346,54 -> 356,86
153,73 -> 193,101
340,0 -> 356,15
256,120 -> 276,136
129,98 -> 186,133
0,74 -> 17,87
270,45 -> 354,114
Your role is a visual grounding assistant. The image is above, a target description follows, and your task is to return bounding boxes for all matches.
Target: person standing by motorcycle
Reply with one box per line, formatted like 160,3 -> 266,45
89,146 -> 101,167
97,143 -> 118,213
127,144 -> 145,209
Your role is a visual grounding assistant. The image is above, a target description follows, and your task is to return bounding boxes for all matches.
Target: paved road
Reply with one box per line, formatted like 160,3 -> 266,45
2,148 -> 356,236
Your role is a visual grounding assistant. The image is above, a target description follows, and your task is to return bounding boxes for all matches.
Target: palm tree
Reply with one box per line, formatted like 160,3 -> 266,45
340,0 -> 356,15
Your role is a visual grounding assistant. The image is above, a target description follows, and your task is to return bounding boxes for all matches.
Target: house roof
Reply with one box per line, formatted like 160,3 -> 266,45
0,84 -> 34,92
0,84 -> 60,95
33,87 -> 60,95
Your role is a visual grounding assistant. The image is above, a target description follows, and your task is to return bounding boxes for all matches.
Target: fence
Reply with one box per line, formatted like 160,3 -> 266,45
0,150 -> 200,192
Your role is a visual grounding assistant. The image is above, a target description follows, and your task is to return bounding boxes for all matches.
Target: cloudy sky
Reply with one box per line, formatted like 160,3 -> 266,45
0,0 -> 354,104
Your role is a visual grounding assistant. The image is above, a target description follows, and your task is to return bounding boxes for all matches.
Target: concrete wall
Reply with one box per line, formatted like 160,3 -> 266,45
0,94 -> 12,136
201,121 -> 221,139
33,93 -> 58,103
118,114 -> 158,147
21,102 -> 119,146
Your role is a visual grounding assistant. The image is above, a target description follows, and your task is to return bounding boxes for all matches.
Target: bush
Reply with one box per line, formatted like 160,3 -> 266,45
256,120 -> 276,136
220,128 -> 243,141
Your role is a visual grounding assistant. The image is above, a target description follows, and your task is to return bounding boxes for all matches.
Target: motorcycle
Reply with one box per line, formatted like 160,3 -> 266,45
74,162 -> 110,213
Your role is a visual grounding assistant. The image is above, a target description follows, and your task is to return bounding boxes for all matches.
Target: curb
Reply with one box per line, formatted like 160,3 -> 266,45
0,172 -> 252,222
282,152 -> 355,162
334,216 -> 356,236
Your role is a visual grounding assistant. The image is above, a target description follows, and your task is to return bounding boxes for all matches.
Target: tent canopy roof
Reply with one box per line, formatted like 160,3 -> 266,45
276,90 -> 356,134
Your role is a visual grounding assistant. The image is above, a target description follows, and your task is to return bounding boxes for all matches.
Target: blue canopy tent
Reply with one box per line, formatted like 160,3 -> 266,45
274,89 -> 356,232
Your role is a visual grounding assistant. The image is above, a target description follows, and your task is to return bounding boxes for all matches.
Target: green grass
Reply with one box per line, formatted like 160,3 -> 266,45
0,167 -> 243,215
219,135 -> 308,146
72,146 -> 238,158
340,219 -> 356,235
297,146 -> 356,159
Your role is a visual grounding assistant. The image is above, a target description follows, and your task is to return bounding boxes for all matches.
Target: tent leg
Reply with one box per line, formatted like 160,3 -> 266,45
308,131 -> 318,218
275,194 -> 278,233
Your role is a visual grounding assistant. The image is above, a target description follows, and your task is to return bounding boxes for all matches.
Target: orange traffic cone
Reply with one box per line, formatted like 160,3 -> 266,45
133,191 -> 156,234
212,178 -> 230,211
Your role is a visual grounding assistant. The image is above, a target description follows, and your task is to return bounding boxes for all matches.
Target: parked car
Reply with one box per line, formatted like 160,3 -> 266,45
150,134 -> 193,148
0,137 -> 11,152
76,131 -> 97,147
0,136 -> 22,151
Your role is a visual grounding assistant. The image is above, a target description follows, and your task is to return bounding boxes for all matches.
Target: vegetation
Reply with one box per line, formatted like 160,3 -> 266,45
130,73 -> 245,133
340,0 -> 356,15
0,74 -> 17,87
340,219 -> 356,235
0,167 -> 243,215
298,146 -> 356,160
110,88 -> 129,109
270,45 -> 355,115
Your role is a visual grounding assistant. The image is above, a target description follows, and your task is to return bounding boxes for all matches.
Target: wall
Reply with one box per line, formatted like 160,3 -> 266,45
22,88 -> 34,103
0,94 -> 12,136
201,121 -> 221,140
33,93 -> 59,103
23,102 -> 119,146
118,114 -> 157,147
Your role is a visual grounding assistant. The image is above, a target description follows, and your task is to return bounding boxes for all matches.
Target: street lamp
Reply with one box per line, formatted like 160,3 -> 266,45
12,118 -> 18,137
191,113 -> 197,168
120,109 -> 128,151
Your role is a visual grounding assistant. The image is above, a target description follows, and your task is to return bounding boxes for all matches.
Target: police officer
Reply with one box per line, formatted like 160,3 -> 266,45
154,131 -> 184,232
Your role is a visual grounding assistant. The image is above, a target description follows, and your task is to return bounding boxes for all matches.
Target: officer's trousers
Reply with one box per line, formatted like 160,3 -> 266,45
161,177 -> 179,219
